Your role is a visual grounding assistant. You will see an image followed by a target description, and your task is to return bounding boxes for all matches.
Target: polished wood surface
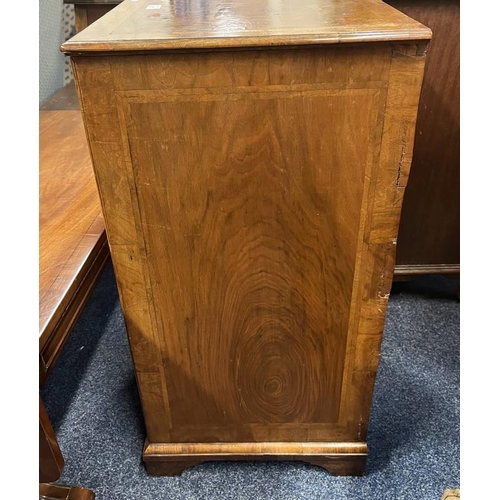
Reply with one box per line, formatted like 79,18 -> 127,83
40,398 -> 64,483
67,0 -> 429,475
39,483 -> 95,500
387,0 -> 460,276
39,107 -> 105,498
63,0 -> 458,280
62,0 -> 431,53
39,110 -> 109,383
106,47 -> 390,437
144,441 -> 367,476
394,263 -> 460,278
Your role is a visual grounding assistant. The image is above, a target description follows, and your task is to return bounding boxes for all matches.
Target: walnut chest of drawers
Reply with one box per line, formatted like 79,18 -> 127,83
62,0 -> 431,476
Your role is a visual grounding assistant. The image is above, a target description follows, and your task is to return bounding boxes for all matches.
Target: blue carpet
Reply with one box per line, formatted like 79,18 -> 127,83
42,262 -> 460,499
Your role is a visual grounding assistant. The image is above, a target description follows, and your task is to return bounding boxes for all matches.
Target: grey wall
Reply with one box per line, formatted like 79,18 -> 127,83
39,0 -> 65,106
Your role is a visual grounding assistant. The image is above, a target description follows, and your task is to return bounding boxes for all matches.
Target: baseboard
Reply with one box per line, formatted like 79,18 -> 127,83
143,441 -> 368,476
393,263 -> 460,280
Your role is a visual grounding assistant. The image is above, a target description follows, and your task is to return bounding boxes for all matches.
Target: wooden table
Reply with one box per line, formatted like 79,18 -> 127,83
39,108 -> 109,386
39,90 -> 109,498
63,0 -> 430,476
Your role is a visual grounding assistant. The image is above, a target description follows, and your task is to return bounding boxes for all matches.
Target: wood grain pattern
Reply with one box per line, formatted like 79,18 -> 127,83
39,108 -> 103,499
39,110 -> 110,382
393,263 -> 460,277
39,483 -> 95,500
386,0 -> 460,275
338,43 -> 427,437
119,82 -> 382,434
62,0 -> 431,54
144,441 -> 367,476
72,58 -> 174,443
440,490 -> 460,500
62,0 -> 459,279
68,0 -> 429,475
39,397 -> 64,483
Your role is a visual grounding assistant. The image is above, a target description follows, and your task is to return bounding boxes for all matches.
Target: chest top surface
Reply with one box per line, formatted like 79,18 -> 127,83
61,0 -> 431,54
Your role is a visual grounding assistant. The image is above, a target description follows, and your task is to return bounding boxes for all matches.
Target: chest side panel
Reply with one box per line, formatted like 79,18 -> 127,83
72,44 -> 425,443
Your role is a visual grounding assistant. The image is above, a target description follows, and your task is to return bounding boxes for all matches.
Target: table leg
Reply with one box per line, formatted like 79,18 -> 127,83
39,397 -> 95,500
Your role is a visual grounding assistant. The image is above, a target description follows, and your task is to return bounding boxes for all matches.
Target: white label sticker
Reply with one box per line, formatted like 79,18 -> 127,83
146,4 -> 162,9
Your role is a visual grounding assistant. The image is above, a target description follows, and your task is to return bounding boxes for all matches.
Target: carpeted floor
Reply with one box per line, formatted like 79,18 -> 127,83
42,262 -> 460,499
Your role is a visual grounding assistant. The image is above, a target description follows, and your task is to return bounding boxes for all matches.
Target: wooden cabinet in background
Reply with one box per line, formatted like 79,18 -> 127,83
65,0 -> 120,33
67,0 -> 460,280
63,0 -> 431,476
386,0 -> 460,278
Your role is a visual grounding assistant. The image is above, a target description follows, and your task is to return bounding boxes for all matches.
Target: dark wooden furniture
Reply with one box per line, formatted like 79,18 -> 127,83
40,397 -> 94,499
40,397 -> 64,483
65,0 -> 120,33
39,95 -> 108,498
39,483 -> 95,500
66,0 -> 460,279
39,108 -> 109,385
386,0 -> 460,278
63,0 -> 431,476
